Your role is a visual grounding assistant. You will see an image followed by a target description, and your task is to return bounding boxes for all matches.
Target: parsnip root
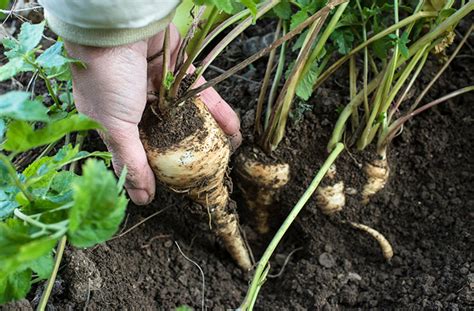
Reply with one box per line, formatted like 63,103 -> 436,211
234,152 -> 290,234
142,97 -> 252,270
349,222 -> 393,260
361,157 -> 389,204
316,165 -> 346,214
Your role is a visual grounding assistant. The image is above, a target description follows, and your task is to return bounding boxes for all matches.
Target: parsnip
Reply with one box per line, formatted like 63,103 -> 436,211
316,165 -> 346,214
361,156 -> 389,204
141,97 -> 252,270
234,152 -> 290,234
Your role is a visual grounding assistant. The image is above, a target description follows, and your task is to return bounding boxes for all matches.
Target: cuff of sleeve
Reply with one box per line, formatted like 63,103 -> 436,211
44,10 -> 175,47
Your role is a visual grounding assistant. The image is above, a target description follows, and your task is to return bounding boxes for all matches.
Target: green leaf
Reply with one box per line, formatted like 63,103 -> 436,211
238,0 -> 257,17
330,28 -> 354,55
68,159 -> 128,248
2,38 -> 22,59
164,72 -> 175,90
371,36 -> 393,60
0,269 -> 32,304
18,21 -> 45,52
0,57 -> 26,82
29,252 -> 54,279
37,41 -> 83,70
0,190 -> 20,220
0,91 -> 49,121
290,9 -> 308,30
273,0 -> 291,19
436,8 -> 456,24
0,219 -> 57,275
0,0 -> 10,19
296,61 -> 319,101
3,114 -> 101,152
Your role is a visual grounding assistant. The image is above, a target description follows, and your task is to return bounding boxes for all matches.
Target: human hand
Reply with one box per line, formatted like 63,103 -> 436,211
65,25 -> 241,205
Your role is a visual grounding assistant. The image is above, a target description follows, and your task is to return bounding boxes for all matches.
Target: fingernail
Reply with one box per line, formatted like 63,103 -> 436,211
127,189 -> 153,205
229,132 -> 242,153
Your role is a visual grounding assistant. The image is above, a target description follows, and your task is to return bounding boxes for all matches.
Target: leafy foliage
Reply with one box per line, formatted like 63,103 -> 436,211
0,22 -> 128,305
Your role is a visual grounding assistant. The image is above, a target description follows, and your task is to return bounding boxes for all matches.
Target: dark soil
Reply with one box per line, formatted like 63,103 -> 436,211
2,18 -> 473,311
140,99 -> 204,149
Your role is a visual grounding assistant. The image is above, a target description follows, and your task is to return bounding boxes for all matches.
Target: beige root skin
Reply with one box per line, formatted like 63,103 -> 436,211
349,222 -> 394,260
316,181 -> 346,215
142,98 -> 252,270
316,165 -> 346,215
234,152 -> 290,234
361,158 -> 390,204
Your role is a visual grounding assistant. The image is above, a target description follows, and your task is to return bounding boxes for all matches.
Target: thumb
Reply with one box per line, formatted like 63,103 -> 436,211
100,123 -> 156,205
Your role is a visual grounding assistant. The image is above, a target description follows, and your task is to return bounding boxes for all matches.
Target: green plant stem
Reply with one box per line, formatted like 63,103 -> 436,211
381,44 -> 430,117
176,0 -> 349,105
312,11 -> 438,91
170,6 -> 219,99
265,24 -> 287,130
387,49 -> 429,122
0,154 -> 35,202
327,75 -> 381,152
356,0 -> 369,122
379,86 -> 474,151
13,209 -> 68,231
349,55 -> 359,131
193,0 -> 280,84
357,0 -> 474,150
158,25 -> 171,112
255,20 -> 281,136
24,58 -> 61,107
239,143 -> 344,310
263,13 -> 329,152
408,24 -> 473,113
357,0 -> 401,150
196,6 -> 254,56
299,2 -> 349,83
37,236 -> 67,311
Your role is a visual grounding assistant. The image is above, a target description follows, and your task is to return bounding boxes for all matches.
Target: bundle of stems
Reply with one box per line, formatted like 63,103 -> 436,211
322,0 -> 473,204
234,0 -> 349,233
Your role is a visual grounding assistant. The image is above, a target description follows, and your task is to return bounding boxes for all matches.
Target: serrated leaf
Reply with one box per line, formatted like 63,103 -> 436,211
18,21 -> 45,52
68,159 -> 128,248
331,28 -> 354,55
3,114 -> 100,152
296,61 -> 319,100
0,58 -> 26,82
0,91 -> 49,121
0,269 -> 32,304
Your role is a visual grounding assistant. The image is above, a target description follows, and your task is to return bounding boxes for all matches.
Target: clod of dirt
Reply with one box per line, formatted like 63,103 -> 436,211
63,250 -> 103,303
1,299 -> 33,311
318,252 -> 336,268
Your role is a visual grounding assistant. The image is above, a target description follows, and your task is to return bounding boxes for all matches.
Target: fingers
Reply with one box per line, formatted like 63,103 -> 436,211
193,74 -> 242,150
99,123 -> 156,205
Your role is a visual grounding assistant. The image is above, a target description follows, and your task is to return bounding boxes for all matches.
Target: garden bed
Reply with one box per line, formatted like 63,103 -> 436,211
1,9 -> 473,310
24,30 -> 473,310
